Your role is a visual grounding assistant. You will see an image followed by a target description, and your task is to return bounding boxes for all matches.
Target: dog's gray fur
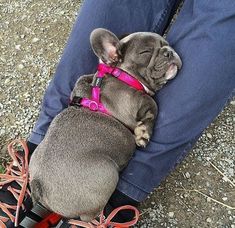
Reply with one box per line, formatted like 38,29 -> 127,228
29,28 -> 182,221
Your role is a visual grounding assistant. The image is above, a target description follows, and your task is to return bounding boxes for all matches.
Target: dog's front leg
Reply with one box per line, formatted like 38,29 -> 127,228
134,98 -> 157,147
70,74 -> 94,99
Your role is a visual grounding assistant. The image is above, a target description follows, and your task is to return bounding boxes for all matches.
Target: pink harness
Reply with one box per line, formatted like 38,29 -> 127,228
70,63 -> 146,114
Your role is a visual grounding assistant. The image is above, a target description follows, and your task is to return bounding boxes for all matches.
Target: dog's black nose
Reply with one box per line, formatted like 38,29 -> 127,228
163,50 -> 173,58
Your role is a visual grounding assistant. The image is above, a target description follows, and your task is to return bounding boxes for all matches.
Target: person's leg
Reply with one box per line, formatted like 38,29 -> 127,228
29,0 -> 180,145
117,0 -> 235,201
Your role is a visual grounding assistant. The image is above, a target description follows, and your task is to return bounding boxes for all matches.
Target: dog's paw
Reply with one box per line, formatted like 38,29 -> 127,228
134,122 -> 150,147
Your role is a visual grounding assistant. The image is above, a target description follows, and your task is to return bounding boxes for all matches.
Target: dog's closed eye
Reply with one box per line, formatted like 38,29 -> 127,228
139,50 -> 152,55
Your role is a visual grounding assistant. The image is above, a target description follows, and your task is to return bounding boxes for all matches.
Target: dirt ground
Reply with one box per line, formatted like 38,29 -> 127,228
0,1 -> 234,227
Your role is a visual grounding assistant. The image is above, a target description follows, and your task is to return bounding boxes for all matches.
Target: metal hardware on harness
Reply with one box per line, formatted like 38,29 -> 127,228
92,77 -> 103,87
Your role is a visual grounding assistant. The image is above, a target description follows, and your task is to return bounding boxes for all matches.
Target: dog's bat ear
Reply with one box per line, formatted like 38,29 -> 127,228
90,28 -> 122,65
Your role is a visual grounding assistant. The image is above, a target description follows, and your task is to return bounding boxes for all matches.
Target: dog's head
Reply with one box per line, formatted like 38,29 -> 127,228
91,28 -> 182,94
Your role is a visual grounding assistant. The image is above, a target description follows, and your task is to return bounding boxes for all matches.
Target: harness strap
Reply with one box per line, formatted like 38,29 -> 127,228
97,64 -> 145,91
70,63 -> 146,114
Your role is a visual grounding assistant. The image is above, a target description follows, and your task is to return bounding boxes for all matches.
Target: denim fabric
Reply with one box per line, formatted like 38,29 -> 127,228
29,0 -> 235,201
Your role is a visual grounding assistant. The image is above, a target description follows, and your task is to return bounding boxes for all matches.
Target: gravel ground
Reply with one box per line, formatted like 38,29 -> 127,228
0,1 -> 234,227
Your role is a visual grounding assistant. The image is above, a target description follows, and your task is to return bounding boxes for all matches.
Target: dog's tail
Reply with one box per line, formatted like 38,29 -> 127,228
30,179 -> 43,205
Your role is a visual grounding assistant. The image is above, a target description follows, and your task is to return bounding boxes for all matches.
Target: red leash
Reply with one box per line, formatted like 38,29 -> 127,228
35,205 -> 139,228
0,139 -> 30,227
68,205 -> 139,228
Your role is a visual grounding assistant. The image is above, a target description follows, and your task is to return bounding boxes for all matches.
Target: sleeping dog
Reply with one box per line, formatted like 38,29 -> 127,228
29,28 -> 182,222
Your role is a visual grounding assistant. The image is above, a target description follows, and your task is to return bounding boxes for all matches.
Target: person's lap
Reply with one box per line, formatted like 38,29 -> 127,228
29,0 -> 235,203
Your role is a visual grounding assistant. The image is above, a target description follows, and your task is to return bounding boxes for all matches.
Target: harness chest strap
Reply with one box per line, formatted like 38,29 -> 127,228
70,63 -> 146,114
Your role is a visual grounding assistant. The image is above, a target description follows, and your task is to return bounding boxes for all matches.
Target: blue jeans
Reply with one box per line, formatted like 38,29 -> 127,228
29,0 -> 235,201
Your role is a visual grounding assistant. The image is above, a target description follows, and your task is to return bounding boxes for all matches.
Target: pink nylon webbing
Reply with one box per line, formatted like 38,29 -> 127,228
80,64 -> 146,114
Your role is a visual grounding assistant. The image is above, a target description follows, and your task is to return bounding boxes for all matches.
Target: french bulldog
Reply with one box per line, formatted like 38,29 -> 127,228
29,28 -> 182,222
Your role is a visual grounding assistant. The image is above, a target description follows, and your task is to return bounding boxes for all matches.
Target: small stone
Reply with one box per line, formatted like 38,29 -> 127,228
32,37 -> 40,43
206,133 -> 212,139
228,168 -> 234,176
25,124 -> 31,131
206,197 -> 211,202
230,100 -> 235,105
168,212 -> 174,218
0,57 -> 6,63
5,78 -> 10,84
18,64 -> 24,69
15,44 -> 21,50
0,129 -> 6,135
21,14 -> 27,20
206,218 -> 212,223
231,224 -> 235,228
222,197 -> 228,201
222,176 -> 229,182
185,172 -> 190,178
20,34 -> 25,39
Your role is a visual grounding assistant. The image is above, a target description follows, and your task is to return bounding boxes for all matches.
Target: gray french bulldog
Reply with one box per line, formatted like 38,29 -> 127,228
29,28 -> 182,222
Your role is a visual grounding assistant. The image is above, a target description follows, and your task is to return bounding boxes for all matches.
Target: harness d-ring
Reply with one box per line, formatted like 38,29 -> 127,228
88,101 -> 99,111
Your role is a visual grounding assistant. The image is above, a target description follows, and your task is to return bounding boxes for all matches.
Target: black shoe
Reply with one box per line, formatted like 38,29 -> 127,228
54,190 -> 140,227
0,139 -> 48,227
105,189 -> 140,223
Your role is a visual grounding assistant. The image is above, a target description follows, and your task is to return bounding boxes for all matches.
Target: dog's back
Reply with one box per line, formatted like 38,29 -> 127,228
29,107 -> 135,221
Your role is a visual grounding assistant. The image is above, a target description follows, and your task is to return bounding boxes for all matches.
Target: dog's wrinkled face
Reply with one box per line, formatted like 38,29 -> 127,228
90,28 -> 182,94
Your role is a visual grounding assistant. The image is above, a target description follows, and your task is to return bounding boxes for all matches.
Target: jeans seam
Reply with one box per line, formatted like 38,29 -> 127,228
151,0 -> 172,33
31,131 -> 45,137
174,137 -> 200,167
119,176 -> 150,194
152,9 -> 168,33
